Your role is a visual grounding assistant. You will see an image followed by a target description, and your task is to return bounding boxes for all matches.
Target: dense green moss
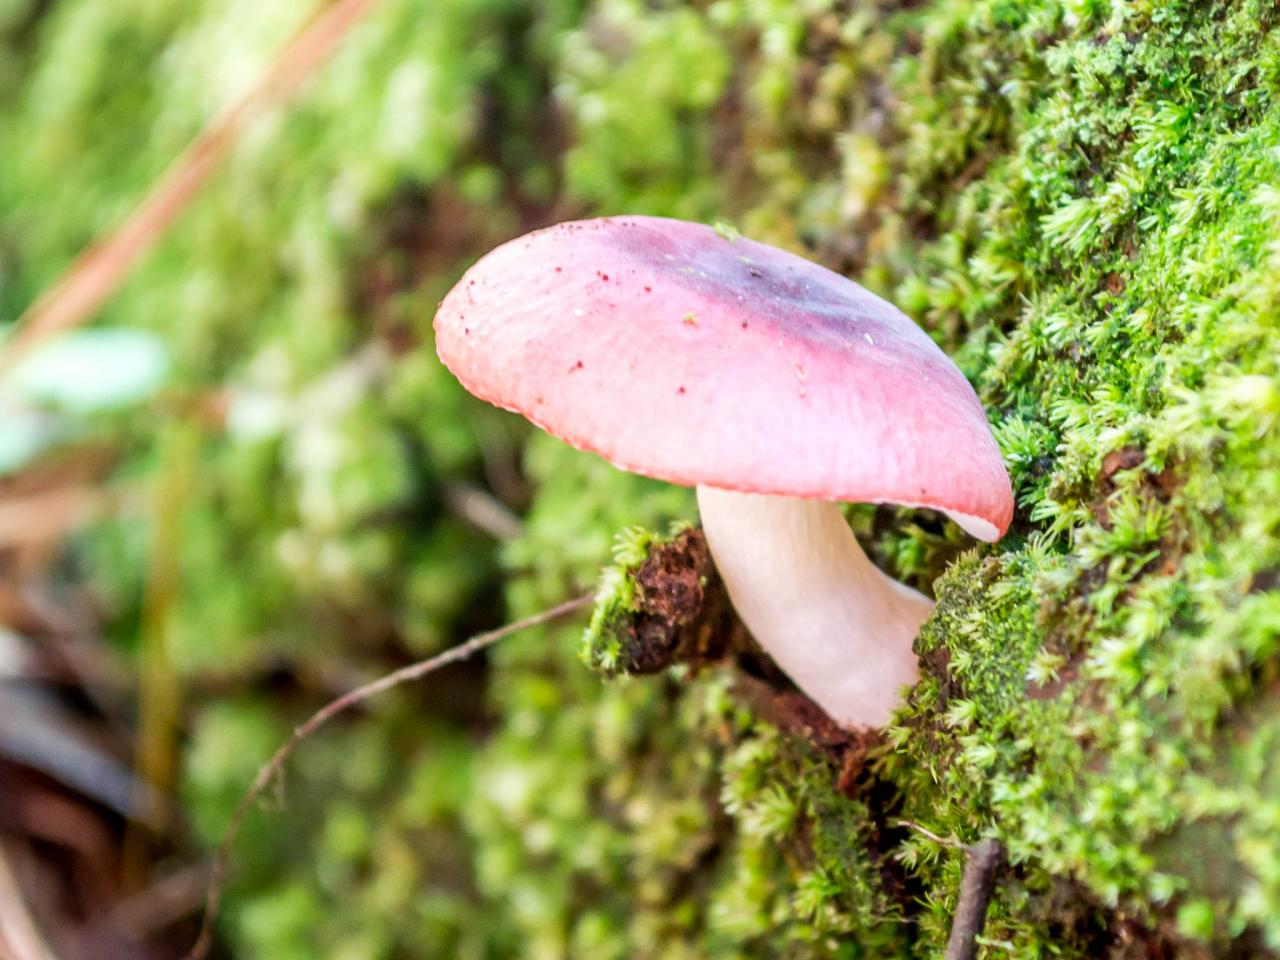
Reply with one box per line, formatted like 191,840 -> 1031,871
499,0 -> 1280,955
4,0 -> 1280,956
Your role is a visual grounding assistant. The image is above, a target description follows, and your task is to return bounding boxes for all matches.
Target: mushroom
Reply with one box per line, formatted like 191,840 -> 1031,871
434,216 -> 1012,728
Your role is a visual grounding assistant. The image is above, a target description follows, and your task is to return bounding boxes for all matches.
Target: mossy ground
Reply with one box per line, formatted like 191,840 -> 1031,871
3,0 -> 1280,956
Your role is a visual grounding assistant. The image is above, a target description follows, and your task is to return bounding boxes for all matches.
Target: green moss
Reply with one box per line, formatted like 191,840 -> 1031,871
6,0 -> 1280,955
501,0 -> 1280,954
581,525 -> 662,674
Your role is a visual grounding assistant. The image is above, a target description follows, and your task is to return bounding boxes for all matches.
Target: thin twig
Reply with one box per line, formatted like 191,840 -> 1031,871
0,0 -> 382,373
944,838 -> 1005,960
181,593 -> 592,960
895,819 -> 966,850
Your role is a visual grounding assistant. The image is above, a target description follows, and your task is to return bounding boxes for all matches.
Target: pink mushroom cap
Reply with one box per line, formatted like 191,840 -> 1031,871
434,216 -> 1013,541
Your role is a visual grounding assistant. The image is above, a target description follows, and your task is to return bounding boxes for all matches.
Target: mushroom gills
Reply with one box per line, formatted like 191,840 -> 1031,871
695,485 -> 931,728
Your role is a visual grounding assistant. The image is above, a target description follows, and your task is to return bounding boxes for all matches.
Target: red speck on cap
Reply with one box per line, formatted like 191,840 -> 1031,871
434,216 -> 1012,540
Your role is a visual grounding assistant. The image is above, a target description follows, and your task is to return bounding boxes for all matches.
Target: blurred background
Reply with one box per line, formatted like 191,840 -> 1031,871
4,0 -> 1280,958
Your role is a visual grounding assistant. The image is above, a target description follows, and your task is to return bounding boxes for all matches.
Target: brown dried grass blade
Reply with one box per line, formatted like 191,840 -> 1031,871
0,0 -> 381,373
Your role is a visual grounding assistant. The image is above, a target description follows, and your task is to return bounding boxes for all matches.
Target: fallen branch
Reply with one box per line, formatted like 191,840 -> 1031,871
0,0 -> 382,373
181,593 -> 593,960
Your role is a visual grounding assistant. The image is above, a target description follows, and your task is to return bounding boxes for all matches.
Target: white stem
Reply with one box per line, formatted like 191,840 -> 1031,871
696,485 -> 933,728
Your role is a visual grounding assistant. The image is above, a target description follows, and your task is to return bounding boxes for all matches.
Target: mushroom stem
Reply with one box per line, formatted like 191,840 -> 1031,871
696,485 -> 932,728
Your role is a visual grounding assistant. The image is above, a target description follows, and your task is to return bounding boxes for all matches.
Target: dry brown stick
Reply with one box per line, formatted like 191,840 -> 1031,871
0,840 -> 60,960
181,593 -> 592,960
0,0 -> 381,373
944,838 -> 1005,960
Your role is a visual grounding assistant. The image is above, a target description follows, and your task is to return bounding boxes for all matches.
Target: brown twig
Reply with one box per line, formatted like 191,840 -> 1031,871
0,0 -> 382,373
180,593 -> 592,960
944,838 -> 1005,960
896,822 -> 1005,959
